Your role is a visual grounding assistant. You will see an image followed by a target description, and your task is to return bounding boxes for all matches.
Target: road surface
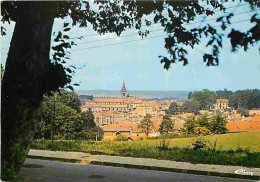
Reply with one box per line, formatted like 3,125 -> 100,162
16,159 -> 254,182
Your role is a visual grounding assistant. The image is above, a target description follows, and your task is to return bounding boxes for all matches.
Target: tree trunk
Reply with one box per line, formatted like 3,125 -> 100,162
1,2 -> 55,180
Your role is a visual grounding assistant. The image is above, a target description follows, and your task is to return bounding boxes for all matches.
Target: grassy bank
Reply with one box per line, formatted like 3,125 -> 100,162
146,131 -> 260,152
31,131 -> 260,168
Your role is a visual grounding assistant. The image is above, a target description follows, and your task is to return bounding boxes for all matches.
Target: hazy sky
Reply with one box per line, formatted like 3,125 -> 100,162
1,2 -> 259,91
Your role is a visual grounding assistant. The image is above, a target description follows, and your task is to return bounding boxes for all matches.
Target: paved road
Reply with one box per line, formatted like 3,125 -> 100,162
16,159 -> 254,182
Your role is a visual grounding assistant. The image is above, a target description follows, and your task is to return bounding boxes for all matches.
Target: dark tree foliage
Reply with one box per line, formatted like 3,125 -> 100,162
215,89 -> 233,99
191,89 -> 216,110
196,113 -> 210,128
188,92 -> 193,100
2,1 -> 259,70
79,95 -> 94,100
159,114 -> 175,134
82,109 -> 96,129
54,90 -> 81,112
237,107 -> 250,117
85,126 -> 104,141
229,89 -> 260,109
209,114 -> 227,134
1,0 -> 259,180
184,113 -> 227,135
166,101 -> 179,115
183,116 -> 197,134
181,99 -> 200,115
35,90 -> 96,140
139,114 -> 153,136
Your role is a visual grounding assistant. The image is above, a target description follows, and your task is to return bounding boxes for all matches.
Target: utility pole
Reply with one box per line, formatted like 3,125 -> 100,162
51,93 -> 56,146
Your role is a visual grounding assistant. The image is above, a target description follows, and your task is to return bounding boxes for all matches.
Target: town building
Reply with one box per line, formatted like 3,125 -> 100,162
215,99 -> 229,110
81,81 -> 174,139
121,81 -> 127,98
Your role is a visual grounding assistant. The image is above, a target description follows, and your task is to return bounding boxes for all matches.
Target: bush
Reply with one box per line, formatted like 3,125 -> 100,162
114,134 -> 129,141
237,107 -> 249,117
192,137 -> 206,150
85,127 -> 104,141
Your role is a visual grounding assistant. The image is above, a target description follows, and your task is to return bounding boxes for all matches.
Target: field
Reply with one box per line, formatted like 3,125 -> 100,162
31,131 -> 260,167
146,131 -> 260,152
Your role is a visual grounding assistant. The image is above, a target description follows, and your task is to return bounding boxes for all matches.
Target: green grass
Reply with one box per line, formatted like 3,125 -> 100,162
31,131 -> 260,168
146,131 -> 260,152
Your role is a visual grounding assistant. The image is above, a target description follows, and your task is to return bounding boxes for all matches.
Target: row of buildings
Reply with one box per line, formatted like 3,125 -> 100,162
81,82 -> 174,139
81,82 -> 259,140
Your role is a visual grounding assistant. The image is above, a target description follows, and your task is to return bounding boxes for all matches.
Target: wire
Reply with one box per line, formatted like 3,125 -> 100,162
68,3 -> 250,34
0,5 -> 256,48
70,18 -> 252,52
74,10 -> 257,45
1,18 -> 254,55
1,8 -> 257,53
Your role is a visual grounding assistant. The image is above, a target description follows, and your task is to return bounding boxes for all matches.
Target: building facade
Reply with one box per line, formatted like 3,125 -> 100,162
215,99 -> 229,110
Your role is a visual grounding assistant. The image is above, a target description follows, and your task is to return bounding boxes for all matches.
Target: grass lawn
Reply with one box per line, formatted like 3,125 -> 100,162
145,131 -> 260,152
31,131 -> 260,168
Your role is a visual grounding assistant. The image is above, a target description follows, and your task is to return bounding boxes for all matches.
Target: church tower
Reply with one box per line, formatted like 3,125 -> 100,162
121,81 -> 127,98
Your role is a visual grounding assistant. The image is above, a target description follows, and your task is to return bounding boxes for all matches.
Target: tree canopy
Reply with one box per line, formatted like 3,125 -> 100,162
35,90 -> 97,140
185,89 -> 260,111
138,114 -> 153,136
183,113 -> 227,135
2,0 -> 259,80
190,89 -> 216,110
181,99 -> 200,115
166,102 -> 178,115
159,114 -> 175,134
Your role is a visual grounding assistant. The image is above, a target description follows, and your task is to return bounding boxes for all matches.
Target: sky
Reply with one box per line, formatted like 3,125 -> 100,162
1,1 -> 259,92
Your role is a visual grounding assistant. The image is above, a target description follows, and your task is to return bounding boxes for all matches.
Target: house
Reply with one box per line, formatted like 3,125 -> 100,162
215,99 -> 229,110
102,126 -> 131,138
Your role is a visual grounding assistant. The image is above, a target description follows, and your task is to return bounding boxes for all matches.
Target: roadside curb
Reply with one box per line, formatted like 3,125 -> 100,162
27,155 -> 260,181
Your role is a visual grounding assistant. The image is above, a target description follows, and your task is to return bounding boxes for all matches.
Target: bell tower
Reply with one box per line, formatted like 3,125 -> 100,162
121,81 -> 127,98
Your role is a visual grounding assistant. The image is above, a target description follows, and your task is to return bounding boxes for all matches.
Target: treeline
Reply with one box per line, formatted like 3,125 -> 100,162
189,89 -> 260,109
79,95 -> 94,100
167,89 -> 260,115
35,90 -> 103,140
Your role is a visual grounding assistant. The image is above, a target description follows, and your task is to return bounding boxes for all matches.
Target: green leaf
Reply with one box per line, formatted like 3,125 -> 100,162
64,28 -> 71,32
64,22 -> 69,27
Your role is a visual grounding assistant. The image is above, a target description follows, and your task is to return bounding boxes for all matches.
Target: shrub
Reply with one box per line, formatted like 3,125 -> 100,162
237,107 -> 249,117
115,134 -> 129,141
192,137 -> 206,150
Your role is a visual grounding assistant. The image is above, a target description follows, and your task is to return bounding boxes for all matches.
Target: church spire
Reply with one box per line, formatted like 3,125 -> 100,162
121,81 -> 127,98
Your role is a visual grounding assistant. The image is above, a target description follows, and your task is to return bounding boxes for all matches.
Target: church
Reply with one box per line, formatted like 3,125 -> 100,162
82,81 -> 142,113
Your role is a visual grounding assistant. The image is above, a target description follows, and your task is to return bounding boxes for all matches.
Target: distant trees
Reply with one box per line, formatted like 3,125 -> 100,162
215,89 -> 233,99
182,89 -> 216,114
187,92 -> 193,100
229,90 -> 260,109
138,114 -> 153,136
182,89 -> 260,114
35,90 -> 97,140
180,100 -> 200,115
237,107 -> 249,117
159,114 -> 175,135
166,102 -> 179,115
79,95 -> 94,100
183,113 -> 227,135
191,89 -> 216,110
